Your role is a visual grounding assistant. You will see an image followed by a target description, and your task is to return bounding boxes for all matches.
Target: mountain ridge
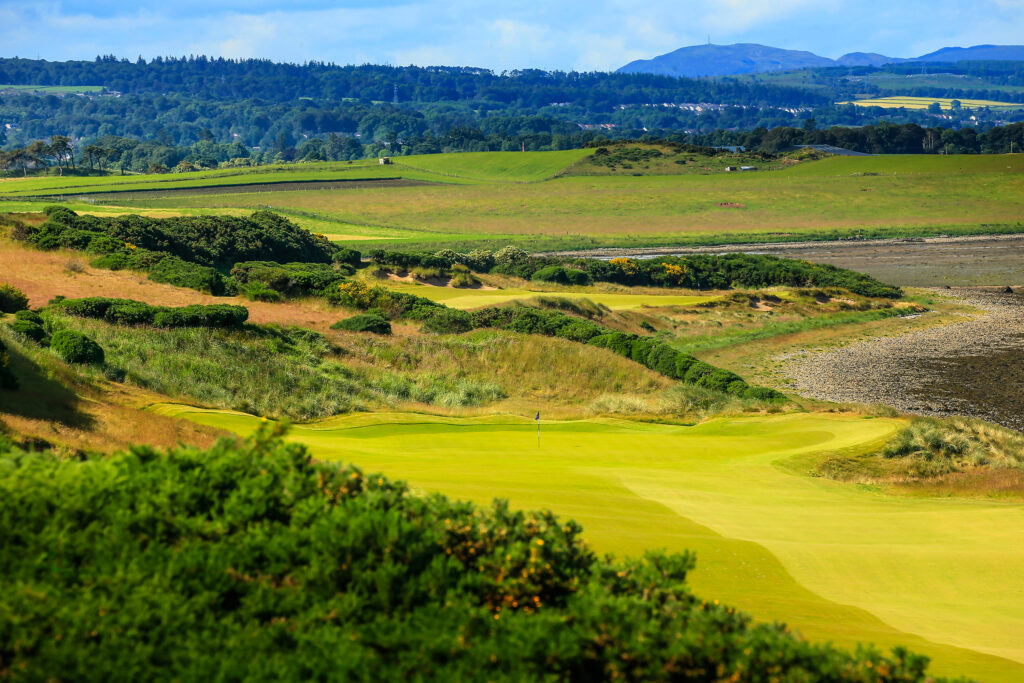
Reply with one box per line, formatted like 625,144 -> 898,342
617,43 -> 1024,77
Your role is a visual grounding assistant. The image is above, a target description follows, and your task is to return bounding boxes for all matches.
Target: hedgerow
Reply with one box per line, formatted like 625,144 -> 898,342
0,428 -> 944,681
231,261 -> 348,297
51,297 -> 248,329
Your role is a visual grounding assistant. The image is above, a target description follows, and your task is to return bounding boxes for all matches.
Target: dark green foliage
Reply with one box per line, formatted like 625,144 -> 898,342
52,297 -> 249,329
34,208 -> 335,268
323,281 -> 444,320
153,305 -> 249,329
743,386 -> 787,401
470,306 -> 606,341
332,247 -> 362,268
531,265 -> 592,286
0,283 -> 29,313
420,308 -> 474,334
9,318 -> 45,343
148,255 -> 226,294
0,339 -> 17,389
629,338 -> 657,365
14,309 -> 43,324
50,329 -> 104,365
231,260 -> 345,297
241,281 -> 285,302
331,313 -> 392,335
0,429 -> 942,681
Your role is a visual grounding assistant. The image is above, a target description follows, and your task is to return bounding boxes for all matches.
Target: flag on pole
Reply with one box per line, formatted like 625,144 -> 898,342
535,412 -> 540,447
535,412 -> 540,421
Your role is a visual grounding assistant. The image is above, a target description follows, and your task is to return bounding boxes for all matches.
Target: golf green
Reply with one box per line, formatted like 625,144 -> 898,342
154,406 -> 1024,681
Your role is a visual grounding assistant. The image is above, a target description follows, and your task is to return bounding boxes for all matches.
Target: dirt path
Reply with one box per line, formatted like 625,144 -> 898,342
783,288 -> 1024,430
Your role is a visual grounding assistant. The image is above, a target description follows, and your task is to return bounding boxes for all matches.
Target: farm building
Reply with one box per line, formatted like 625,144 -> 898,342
724,166 -> 738,172
379,157 -> 392,165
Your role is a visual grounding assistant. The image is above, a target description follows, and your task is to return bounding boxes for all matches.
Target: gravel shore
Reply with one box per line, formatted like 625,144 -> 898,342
783,288 -> 1024,430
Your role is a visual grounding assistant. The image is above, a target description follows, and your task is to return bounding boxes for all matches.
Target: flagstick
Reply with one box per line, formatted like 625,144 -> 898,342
537,421 -> 540,448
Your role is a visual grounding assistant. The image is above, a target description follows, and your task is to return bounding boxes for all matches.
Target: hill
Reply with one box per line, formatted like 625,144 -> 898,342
619,42 -> 1024,77
617,43 -> 834,77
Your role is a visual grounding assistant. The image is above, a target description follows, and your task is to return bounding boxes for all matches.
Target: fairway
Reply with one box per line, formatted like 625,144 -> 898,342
155,405 -> 1024,681
381,283 -> 714,309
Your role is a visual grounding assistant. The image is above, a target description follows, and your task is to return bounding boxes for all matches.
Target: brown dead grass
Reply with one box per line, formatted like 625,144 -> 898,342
0,238 -> 347,333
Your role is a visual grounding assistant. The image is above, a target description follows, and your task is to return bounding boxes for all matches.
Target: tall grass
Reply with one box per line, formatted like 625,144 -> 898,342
45,314 -> 504,420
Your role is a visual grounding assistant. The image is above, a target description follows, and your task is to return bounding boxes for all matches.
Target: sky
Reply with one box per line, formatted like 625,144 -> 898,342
2,0 -> 1024,72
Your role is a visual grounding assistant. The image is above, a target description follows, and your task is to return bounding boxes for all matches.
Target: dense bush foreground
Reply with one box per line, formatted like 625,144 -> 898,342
0,428 -> 946,681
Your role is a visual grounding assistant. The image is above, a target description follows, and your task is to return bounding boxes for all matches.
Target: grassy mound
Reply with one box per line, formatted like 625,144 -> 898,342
0,426 -> 943,681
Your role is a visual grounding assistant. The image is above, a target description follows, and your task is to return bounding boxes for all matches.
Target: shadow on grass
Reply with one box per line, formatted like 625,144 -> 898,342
0,341 -> 96,432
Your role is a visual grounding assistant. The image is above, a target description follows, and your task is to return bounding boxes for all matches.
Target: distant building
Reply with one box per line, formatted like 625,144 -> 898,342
724,166 -> 738,172
379,157 -> 392,165
740,166 -> 757,171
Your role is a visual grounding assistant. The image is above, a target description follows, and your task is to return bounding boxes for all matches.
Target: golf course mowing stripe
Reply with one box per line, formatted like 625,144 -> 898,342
153,404 -> 1024,680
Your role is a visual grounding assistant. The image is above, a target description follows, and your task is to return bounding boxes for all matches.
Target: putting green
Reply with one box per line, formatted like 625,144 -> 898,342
154,405 -> 1024,681
382,283 -> 713,310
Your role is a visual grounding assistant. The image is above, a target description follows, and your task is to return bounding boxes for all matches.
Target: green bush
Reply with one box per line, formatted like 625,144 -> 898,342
421,308 -> 474,334
331,314 -> 392,335
14,309 -> 43,324
0,429 -> 941,680
10,319 -> 45,343
149,256 -> 225,294
242,281 -> 285,302
743,386 -> 786,401
531,265 -> 591,286
53,296 -> 132,319
50,330 -> 104,365
333,247 -> 362,268
0,283 -> 29,313
105,302 -> 160,326
153,304 -> 249,329
231,261 -> 344,297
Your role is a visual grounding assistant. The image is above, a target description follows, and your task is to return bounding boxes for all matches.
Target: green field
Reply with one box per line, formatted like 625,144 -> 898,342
0,84 -> 104,94
844,96 -> 1024,110
5,151 -> 1024,251
154,405 -> 1024,681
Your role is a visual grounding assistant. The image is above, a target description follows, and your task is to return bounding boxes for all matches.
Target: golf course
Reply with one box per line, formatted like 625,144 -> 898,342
153,405 -> 1024,681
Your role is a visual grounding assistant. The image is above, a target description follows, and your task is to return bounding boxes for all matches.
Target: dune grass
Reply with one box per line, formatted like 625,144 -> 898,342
153,406 -> 1024,681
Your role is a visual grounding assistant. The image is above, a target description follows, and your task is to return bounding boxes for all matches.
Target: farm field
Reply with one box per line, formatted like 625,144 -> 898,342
843,95 -> 1024,110
31,152 -> 1020,251
155,405 -> 1024,682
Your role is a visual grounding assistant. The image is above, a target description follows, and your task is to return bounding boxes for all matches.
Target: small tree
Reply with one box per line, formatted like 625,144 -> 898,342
0,284 -> 29,313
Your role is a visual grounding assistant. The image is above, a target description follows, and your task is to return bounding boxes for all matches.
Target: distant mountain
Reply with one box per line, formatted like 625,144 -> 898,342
617,44 -> 833,78
617,43 -> 1024,77
916,44 -> 1024,62
835,52 -> 902,67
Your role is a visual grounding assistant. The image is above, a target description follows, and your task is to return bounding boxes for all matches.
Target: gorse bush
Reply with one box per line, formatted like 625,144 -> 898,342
531,265 -> 592,286
33,207 -> 336,267
9,318 -> 45,343
331,313 -> 392,335
0,429 -> 943,681
231,260 -> 347,297
50,329 -> 104,365
324,280 -> 443,320
51,297 -> 249,329
420,308 -> 474,334
0,283 -> 29,313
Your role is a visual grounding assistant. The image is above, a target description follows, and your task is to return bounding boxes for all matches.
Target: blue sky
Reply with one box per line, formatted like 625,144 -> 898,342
3,1 -> 1024,71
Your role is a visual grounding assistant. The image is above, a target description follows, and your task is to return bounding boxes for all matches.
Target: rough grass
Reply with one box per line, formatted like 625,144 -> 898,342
814,416 -> 1024,487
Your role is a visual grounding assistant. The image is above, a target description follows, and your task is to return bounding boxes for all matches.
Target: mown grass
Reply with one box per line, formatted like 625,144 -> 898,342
157,406 -> 1024,681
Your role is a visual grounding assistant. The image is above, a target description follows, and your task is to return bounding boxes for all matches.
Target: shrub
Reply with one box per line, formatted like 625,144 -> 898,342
54,297 -> 134,319
0,429 -> 941,680
149,256 -> 225,294
14,309 -> 43,324
743,386 -> 786,401
0,284 -> 29,313
242,281 -> 285,303
231,261 -> 344,297
421,308 -> 474,334
10,319 -> 45,343
531,266 -> 591,286
105,302 -> 160,326
51,330 -> 104,365
331,314 -> 392,335
332,247 -> 362,268
153,304 -> 249,329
